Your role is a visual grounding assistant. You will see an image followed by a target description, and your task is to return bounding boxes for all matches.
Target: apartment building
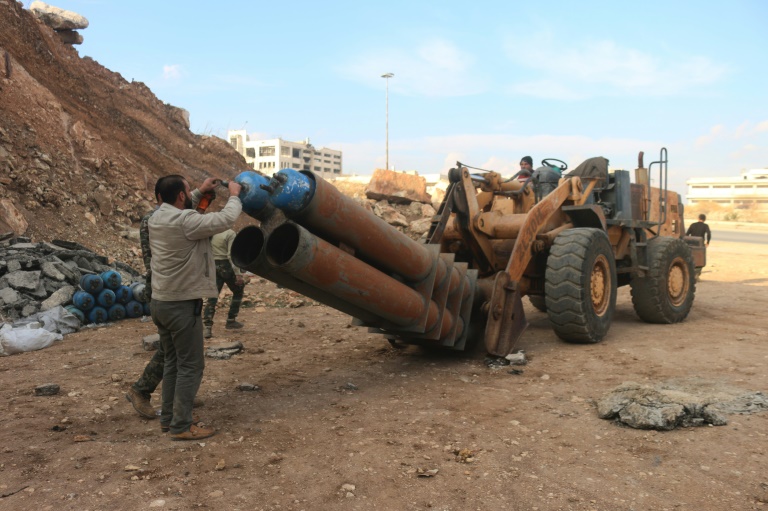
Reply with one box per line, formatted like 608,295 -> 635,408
227,130 -> 342,177
686,169 -> 768,209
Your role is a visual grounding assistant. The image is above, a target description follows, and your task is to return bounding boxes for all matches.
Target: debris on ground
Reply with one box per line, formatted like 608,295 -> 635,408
205,340 -> 244,360
597,380 -> 768,430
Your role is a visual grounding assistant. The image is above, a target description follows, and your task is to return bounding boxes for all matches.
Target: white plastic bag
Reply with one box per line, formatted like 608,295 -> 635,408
0,323 -> 63,356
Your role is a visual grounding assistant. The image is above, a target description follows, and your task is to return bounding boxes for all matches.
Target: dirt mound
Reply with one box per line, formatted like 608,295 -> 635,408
0,1 -> 252,269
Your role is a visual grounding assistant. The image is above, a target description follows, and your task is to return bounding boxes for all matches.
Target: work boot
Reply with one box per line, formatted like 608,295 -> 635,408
161,415 -> 201,432
225,319 -> 243,330
203,325 -> 212,339
170,424 -> 216,441
125,388 -> 156,419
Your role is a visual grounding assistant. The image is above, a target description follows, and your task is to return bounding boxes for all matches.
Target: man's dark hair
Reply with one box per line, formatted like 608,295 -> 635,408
155,175 -> 187,204
699,214 -> 706,221
520,156 -> 533,166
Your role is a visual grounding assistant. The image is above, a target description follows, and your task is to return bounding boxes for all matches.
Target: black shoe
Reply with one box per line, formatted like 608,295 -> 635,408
225,320 -> 243,330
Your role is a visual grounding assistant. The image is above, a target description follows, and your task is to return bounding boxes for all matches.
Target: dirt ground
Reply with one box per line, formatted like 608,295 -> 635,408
1,230 -> 767,511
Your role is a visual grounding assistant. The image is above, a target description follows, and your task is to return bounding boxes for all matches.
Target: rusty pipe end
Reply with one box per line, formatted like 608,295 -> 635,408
231,226 -> 266,273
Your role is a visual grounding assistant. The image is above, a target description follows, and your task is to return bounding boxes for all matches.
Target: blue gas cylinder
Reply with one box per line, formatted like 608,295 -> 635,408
143,302 -> 151,316
125,300 -> 144,318
96,288 -> 116,308
235,171 -> 272,218
88,306 -> 108,324
129,282 -> 148,303
79,274 -> 104,294
73,290 -> 95,311
100,270 -> 122,290
65,305 -> 86,324
114,285 -> 133,304
268,169 -> 315,214
107,303 -> 126,321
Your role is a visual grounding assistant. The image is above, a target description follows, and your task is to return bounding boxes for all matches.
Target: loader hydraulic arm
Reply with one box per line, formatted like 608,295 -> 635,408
484,176 -> 586,356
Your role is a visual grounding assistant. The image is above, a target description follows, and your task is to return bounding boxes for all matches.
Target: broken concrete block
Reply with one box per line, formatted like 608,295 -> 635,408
5,270 -> 42,292
0,287 -> 20,306
41,285 -> 74,311
30,1 -> 89,30
365,169 -> 432,205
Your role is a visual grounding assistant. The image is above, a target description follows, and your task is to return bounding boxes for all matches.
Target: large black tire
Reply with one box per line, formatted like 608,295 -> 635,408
630,237 -> 696,323
545,228 -> 617,343
528,295 -> 547,312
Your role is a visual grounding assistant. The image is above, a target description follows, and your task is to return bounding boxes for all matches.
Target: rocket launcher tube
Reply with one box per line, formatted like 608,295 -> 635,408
268,170 -> 434,283
266,222 -> 438,329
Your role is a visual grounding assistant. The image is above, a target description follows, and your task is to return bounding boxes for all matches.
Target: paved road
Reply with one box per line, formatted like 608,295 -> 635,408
710,229 -> 768,245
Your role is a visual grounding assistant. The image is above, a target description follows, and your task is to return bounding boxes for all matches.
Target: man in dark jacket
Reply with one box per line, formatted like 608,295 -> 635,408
686,214 -> 712,246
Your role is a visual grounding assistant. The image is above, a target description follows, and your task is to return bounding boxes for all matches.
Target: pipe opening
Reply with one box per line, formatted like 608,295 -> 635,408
231,226 -> 265,269
266,223 -> 301,266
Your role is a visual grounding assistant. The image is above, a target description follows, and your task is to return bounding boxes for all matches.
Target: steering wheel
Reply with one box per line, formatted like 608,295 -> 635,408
541,158 -> 568,171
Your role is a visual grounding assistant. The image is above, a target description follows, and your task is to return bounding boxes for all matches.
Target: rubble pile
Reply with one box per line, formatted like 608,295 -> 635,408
0,235 -> 140,323
0,0 -> 251,271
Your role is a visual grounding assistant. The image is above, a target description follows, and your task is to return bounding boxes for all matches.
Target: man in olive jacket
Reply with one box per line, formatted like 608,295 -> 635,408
149,175 -> 242,440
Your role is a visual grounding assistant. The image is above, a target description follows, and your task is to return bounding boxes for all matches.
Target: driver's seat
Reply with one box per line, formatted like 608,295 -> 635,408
566,157 -> 609,190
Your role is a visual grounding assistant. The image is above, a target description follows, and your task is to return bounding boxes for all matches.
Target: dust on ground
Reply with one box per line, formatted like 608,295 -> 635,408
1,231 -> 766,511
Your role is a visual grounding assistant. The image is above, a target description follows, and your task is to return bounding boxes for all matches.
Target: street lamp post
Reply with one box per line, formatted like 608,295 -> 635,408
381,72 -> 394,171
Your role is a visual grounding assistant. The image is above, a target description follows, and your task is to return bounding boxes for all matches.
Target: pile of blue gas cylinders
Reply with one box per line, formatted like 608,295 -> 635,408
65,270 -> 150,324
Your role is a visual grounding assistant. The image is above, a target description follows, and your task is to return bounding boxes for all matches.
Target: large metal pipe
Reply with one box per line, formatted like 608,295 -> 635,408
268,170 -> 435,283
231,226 -> 383,325
267,223 -> 439,329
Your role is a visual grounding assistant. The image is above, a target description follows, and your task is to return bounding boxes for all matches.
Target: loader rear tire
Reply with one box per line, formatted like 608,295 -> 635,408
630,237 -> 695,323
528,295 -> 547,312
545,228 -> 617,343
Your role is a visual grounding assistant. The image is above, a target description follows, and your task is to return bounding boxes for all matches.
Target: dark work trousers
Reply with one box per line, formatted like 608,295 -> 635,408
203,260 -> 244,326
132,280 -> 163,398
151,298 -> 205,434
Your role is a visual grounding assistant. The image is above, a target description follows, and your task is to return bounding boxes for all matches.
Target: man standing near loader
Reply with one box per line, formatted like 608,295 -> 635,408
203,228 -> 246,338
686,214 -> 712,246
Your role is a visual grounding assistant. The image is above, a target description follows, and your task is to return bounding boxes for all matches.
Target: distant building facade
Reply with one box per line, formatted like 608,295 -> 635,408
686,169 -> 768,209
227,130 -> 342,177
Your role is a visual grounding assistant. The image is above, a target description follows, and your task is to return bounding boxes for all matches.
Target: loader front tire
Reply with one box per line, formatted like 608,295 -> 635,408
630,237 -> 695,324
545,228 -> 617,343
528,295 -> 547,312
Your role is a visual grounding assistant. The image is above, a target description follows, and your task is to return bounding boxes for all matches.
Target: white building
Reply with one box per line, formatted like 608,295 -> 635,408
227,130 -> 342,177
686,169 -> 768,209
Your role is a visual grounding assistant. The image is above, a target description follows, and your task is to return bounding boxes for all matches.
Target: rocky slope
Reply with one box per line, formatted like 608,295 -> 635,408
0,0 -> 251,269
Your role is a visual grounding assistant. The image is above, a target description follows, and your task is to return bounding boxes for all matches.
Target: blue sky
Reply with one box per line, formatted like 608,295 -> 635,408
51,0 -> 768,196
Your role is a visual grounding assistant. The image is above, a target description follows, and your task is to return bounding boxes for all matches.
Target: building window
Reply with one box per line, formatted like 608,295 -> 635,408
333,155 -> 341,159
712,185 -> 731,189
333,168 -> 341,174
691,186 -> 709,189
229,137 -> 238,147
292,163 -> 301,169
281,146 -> 291,156
246,148 -> 255,158
314,166 -> 321,171
324,167 -> 330,172
248,162 -> 254,169
293,148 -> 301,158
260,146 -> 275,156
